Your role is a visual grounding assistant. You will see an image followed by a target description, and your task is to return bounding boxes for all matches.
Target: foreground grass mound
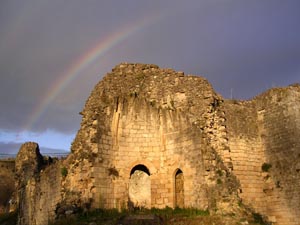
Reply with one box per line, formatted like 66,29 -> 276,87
49,207 -> 269,225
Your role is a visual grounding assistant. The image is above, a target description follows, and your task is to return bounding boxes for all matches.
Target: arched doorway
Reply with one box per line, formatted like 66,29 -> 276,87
175,169 -> 184,208
129,164 -> 151,208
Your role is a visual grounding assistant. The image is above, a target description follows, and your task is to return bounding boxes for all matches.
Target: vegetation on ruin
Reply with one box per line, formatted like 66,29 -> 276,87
61,167 -> 68,177
261,163 -> 272,172
0,209 -> 271,225
252,212 -> 271,225
150,207 -> 209,218
47,207 -> 210,225
43,207 -> 271,225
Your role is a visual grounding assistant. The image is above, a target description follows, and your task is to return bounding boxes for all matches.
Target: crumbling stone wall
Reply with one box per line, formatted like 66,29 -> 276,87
15,63 -> 300,225
255,86 -> 300,225
0,160 -> 15,174
223,100 -> 271,219
223,85 -> 300,225
0,159 -> 15,213
15,142 -> 62,225
70,63 -> 240,212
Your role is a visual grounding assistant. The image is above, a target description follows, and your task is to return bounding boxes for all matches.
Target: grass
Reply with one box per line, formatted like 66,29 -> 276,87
0,208 -> 270,225
150,207 -> 209,218
49,208 -> 126,225
49,207 -> 210,225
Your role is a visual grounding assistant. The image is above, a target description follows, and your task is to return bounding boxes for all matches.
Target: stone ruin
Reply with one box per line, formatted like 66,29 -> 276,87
0,159 -> 15,213
14,63 -> 300,225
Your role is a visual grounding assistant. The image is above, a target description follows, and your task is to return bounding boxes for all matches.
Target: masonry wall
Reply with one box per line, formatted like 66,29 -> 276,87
224,85 -> 300,225
0,160 -> 15,173
68,63 -> 241,213
21,164 -> 62,225
15,143 -> 63,225
255,86 -> 300,225
0,159 -> 15,213
223,101 -> 267,212
91,97 -> 209,209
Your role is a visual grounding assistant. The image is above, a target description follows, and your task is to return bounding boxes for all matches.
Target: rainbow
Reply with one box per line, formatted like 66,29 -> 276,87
24,12 -> 163,131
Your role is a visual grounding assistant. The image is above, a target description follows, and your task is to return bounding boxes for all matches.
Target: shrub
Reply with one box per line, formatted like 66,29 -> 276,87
61,167 -> 68,177
216,169 -> 223,177
252,212 -> 271,225
261,163 -> 272,172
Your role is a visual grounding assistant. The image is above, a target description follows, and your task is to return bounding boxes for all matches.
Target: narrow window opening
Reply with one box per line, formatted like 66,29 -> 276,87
175,169 -> 184,208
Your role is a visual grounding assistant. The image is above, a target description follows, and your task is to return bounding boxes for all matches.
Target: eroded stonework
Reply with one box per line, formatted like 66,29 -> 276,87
0,159 -> 15,213
15,63 -> 300,225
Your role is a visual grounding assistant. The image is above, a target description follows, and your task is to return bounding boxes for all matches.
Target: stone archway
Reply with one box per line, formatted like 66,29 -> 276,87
129,164 -> 151,208
175,169 -> 184,208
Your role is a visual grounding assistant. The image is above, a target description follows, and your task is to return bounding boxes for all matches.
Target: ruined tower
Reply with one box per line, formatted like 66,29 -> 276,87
15,63 -> 300,225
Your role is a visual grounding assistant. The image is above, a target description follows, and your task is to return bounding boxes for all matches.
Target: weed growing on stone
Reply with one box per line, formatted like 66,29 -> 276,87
217,178 -> 223,184
252,212 -> 270,225
261,163 -> 272,172
216,169 -> 223,177
60,167 -> 68,177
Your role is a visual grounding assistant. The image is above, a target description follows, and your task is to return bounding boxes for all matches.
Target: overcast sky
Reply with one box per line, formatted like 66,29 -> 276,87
0,0 -> 299,155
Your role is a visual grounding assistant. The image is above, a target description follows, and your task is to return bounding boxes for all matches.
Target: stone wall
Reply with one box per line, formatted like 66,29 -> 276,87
15,142 -> 62,225
0,160 -> 15,174
0,159 -> 15,213
90,98 -> 209,209
224,100 -> 270,216
223,84 -> 300,225
255,86 -> 300,225
70,63 -> 240,212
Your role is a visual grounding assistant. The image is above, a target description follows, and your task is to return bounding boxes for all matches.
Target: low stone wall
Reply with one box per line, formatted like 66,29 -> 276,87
0,159 -> 15,213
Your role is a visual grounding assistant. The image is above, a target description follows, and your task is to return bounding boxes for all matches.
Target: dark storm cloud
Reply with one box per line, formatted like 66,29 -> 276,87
117,0 -> 300,99
0,0 -> 179,133
0,0 -> 299,140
